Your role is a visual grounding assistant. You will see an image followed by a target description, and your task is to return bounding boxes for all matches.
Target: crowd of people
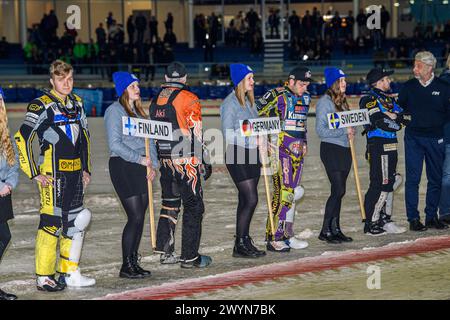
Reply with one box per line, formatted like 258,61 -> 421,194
21,10 -> 178,80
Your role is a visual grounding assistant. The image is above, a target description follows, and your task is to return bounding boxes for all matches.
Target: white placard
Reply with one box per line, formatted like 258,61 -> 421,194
239,117 -> 281,137
327,109 -> 370,129
122,116 -> 173,141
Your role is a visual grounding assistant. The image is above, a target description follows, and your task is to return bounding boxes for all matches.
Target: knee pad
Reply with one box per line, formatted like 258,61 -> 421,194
393,173 -> 402,191
160,208 -> 180,225
74,208 -> 91,232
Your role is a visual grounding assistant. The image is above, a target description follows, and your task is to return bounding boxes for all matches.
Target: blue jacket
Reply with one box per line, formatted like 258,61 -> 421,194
220,91 -> 259,149
104,101 -> 158,167
0,136 -> 19,190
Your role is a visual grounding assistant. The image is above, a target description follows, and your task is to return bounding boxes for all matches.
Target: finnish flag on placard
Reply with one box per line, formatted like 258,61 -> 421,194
123,117 -> 138,136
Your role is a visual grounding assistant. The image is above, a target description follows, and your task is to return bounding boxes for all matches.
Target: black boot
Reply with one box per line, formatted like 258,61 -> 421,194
132,252 -> 152,277
119,256 -> 145,279
318,218 -> 341,244
332,217 -> 353,242
0,288 -> 17,300
243,235 -> 266,257
233,236 -> 259,258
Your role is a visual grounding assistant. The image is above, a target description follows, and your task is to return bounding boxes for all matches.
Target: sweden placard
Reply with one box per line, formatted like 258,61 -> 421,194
122,116 -> 173,141
327,109 -> 370,129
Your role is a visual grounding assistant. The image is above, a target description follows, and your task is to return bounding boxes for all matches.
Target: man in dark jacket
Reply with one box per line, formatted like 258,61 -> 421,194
398,51 -> 450,231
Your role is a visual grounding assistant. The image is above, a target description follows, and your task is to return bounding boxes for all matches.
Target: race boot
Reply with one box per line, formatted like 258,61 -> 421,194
59,269 -> 96,287
132,252 -> 152,277
36,275 -> 66,292
180,255 -> 212,268
0,288 -> 17,300
379,212 -> 406,234
266,240 -> 290,252
160,252 -> 180,264
364,221 -> 387,236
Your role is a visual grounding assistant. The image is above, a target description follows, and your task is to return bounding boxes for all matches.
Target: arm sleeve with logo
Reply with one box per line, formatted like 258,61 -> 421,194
104,105 -> 144,164
13,99 -> 47,179
361,95 -> 401,132
256,89 -> 281,118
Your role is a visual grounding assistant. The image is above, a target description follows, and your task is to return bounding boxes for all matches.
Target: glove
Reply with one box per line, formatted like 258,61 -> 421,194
201,163 -> 212,181
396,112 -> 412,126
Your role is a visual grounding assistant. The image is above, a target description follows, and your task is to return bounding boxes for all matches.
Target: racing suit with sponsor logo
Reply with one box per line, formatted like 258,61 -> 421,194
360,88 -> 407,226
256,86 -> 310,241
149,82 -> 208,263
14,89 -> 92,277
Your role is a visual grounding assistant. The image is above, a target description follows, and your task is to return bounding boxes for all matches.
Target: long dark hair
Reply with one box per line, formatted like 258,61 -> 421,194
325,79 -> 350,112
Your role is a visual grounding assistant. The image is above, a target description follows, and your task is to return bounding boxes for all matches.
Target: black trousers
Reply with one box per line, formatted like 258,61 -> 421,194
364,141 -> 398,222
0,222 -> 11,261
156,159 -> 204,261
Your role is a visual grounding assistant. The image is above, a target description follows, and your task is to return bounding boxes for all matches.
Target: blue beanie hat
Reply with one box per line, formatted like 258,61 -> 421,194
0,87 -> 5,100
230,64 -> 253,87
324,67 -> 346,88
113,72 -> 139,97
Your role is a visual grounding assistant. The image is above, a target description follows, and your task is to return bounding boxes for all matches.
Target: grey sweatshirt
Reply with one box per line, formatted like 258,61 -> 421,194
0,136 -> 19,190
220,91 -> 259,149
315,94 -> 349,148
104,101 -> 158,167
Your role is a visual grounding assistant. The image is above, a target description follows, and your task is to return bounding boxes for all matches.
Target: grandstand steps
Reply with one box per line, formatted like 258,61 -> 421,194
264,41 -> 284,75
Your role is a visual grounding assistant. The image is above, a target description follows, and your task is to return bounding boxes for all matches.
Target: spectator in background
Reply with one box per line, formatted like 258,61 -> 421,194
380,6 -> 390,39
96,23 -> 107,48
346,10 -> 355,37
288,11 -> 301,39
149,14 -> 159,44
87,38 -> 99,74
245,8 -> 259,33
203,34 -> 215,62
135,14 -> 147,45
48,10 -> 59,38
208,13 -> 219,45
356,8 -> 367,37
302,10 -> 312,38
331,11 -> 341,39
73,39 -> 87,73
165,13 -> 174,33
163,29 -> 177,48
127,15 -> 135,45
0,37 -> 9,59
106,12 -> 114,30
268,9 -> 280,39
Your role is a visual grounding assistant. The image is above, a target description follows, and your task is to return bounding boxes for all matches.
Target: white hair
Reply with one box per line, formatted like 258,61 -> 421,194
415,51 -> 437,69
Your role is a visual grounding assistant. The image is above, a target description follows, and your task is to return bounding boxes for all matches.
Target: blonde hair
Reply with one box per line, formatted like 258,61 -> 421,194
326,80 -> 350,112
119,89 -> 147,118
49,59 -> 73,78
234,78 -> 255,108
0,98 -> 16,166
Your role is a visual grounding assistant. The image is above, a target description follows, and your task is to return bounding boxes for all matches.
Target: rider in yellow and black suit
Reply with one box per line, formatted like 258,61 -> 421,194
15,64 -> 95,291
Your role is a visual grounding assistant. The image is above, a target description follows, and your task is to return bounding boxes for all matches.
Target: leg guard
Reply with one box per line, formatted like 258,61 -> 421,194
286,185 -> 305,223
58,208 -> 91,274
36,214 -> 61,276
371,191 -> 388,222
156,207 -> 180,254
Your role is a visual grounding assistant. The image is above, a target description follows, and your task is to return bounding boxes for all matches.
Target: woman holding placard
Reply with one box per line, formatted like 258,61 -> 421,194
220,64 -> 266,258
104,72 -> 158,278
315,67 -> 355,244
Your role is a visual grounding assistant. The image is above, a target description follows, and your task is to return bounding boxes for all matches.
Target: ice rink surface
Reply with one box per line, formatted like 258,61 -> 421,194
1,114 -> 449,300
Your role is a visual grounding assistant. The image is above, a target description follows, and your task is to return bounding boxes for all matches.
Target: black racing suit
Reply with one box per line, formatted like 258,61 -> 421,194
14,90 -> 91,276
360,88 -> 408,228
149,82 -> 208,262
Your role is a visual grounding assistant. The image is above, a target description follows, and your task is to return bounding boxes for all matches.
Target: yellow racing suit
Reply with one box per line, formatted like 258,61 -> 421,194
14,89 -> 92,277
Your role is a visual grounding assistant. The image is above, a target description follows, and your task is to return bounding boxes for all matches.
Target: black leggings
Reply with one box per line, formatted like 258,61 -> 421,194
109,157 -> 149,262
119,194 -> 148,262
0,222 -> 12,261
320,142 -> 352,228
234,177 -> 260,238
